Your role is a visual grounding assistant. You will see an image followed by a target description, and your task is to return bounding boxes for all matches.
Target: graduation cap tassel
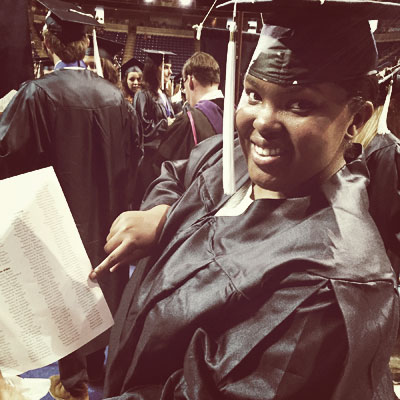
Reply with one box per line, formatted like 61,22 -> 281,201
193,0 -> 218,41
377,78 -> 393,135
161,54 -> 165,91
222,2 -> 237,195
92,28 -> 103,78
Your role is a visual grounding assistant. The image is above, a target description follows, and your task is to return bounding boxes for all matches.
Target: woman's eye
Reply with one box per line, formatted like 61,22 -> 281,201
245,90 -> 262,105
287,100 -> 315,114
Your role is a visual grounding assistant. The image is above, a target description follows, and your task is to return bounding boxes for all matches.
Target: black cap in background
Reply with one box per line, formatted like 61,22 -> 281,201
143,49 -> 175,66
37,0 -> 101,44
86,36 -> 124,61
121,57 -> 144,77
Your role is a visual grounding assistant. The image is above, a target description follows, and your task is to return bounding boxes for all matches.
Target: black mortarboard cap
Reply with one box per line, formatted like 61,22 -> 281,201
143,49 -> 175,66
217,0 -> 400,85
121,57 -> 144,77
86,36 -> 124,61
37,0 -> 101,44
216,0 -> 400,194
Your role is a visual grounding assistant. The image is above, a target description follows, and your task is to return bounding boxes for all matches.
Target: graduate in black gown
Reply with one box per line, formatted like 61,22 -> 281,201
121,57 -> 144,105
133,49 -> 176,204
351,68 -> 400,276
146,51 -> 224,187
361,132 -> 400,276
91,1 -> 400,399
133,49 -> 175,143
0,0 -> 142,398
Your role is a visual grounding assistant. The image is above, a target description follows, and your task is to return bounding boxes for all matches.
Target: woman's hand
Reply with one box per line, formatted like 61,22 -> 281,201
0,372 -> 26,400
90,205 -> 170,279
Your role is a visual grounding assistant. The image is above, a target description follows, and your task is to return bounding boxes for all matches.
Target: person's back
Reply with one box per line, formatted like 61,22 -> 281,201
0,1 -> 142,397
0,67 -> 140,276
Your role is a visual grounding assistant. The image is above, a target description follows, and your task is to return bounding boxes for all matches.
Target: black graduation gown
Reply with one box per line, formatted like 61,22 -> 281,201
143,98 -> 224,191
364,132 -> 400,276
0,69 -> 142,320
133,89 -> 174,206
133,89 -> 174,146
104,136 -> 399,400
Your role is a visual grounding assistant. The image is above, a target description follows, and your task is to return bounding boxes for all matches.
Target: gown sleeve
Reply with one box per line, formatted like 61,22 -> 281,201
140,159 -> 188,210
140,135 -> 225,210
0,82 -> 55,179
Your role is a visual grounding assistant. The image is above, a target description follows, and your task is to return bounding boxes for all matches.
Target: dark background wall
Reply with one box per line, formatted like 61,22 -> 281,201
0,0 -> 34,98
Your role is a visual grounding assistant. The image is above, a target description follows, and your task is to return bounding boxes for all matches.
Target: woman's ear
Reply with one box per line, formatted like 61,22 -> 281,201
345,101 -> 374,140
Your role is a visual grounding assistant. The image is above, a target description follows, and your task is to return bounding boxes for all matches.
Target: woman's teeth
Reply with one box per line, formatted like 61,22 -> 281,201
253,144 -> 281,157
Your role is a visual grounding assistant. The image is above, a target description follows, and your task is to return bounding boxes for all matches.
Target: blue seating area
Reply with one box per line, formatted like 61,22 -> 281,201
134,34 -> 194,76
97,31 -> 127,65
32,23 -> 193,75
98,30 -> 128,45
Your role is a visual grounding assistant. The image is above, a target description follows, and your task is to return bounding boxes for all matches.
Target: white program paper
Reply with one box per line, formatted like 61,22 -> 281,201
0,89 -> 17,112
0,167 -> 114,375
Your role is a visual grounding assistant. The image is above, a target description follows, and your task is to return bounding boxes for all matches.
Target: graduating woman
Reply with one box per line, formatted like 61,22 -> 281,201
132,49 -> 176,203
121,57 -> 144,104
93,1 -> 400,399
133,49 -> 175,142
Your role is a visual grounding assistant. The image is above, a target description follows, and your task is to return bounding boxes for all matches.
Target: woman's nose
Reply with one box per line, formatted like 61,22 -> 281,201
253,104 -> 282,136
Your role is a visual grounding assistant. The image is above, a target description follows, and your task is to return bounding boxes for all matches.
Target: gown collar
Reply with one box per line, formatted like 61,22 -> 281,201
54,60 -> 87,70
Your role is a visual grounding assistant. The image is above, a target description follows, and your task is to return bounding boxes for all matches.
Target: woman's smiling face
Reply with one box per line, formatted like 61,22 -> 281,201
236,74 -> 356,198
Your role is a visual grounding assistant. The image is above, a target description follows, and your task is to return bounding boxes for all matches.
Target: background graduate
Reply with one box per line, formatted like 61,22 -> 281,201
144,51 -> 224,189
121,57 -> 144,104
133,49 -> 176,204
0,0 -> 142,398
